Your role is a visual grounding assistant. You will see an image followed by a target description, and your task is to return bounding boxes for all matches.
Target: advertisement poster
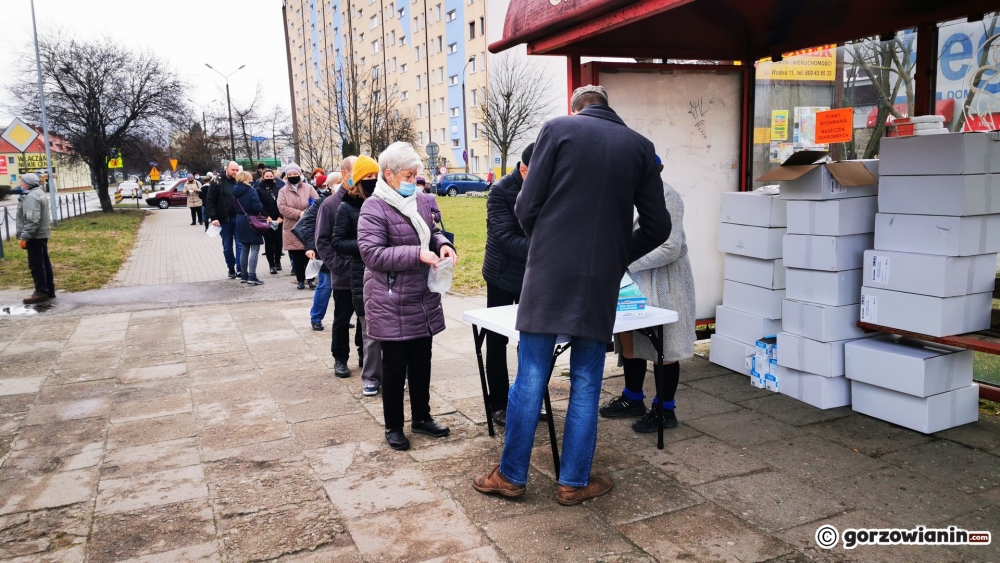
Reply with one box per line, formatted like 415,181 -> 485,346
771,110 -> 789,141
768,142 -> 795,163
0,158 -> 7,175
793,106 -> 830,149
756,44 -> 837,82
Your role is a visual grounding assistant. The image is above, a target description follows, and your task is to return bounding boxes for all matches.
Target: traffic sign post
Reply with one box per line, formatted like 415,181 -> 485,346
169,158 -> 178,172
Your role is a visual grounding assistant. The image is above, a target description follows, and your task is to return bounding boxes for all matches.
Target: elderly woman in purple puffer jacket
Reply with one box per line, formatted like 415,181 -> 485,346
358,141 -> 458,451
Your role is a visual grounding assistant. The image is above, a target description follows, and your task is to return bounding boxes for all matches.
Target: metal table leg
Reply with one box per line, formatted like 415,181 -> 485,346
639,325 -> 667,450
472,325 -> 494,437
546,343 -> 571,482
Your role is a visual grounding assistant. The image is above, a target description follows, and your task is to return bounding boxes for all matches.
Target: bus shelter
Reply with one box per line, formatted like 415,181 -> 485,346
489,0 -> 1000,397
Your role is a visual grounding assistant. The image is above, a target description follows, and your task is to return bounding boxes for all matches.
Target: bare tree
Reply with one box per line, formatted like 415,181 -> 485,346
173,122 -> 226,174
8,35 -> 187,212
842,33 -> 916,159
476,51 -> 553,175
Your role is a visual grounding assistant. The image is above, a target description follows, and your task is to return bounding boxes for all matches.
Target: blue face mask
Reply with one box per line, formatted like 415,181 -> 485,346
397,181 -> 417,197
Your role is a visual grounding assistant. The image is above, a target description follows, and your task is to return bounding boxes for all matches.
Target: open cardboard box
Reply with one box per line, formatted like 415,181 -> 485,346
757,151 -> 879,201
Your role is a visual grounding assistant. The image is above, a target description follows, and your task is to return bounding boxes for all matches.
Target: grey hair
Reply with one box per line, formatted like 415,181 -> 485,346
378,142 -> 423,176
570,84 -> 609,112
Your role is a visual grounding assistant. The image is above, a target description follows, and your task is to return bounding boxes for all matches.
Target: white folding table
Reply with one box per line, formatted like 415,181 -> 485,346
463,304 -> 678,480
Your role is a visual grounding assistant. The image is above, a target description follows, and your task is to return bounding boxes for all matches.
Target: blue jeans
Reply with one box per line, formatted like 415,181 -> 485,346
218,221 -> 243,271
310,270 -> 332,323
499,332 -> 607,488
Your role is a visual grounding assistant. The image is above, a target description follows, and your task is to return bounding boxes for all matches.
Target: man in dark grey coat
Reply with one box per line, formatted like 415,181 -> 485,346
474,85 -> 670,506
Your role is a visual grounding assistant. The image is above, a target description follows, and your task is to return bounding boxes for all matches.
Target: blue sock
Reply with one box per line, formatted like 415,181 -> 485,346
622,387 -> 644,402
652,397 -> 675,410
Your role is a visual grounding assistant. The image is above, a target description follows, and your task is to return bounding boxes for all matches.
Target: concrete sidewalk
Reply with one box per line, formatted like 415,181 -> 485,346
2,292 -> 1000,562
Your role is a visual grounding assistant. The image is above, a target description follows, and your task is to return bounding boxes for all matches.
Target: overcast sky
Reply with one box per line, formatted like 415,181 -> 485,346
0,0 -> 291,126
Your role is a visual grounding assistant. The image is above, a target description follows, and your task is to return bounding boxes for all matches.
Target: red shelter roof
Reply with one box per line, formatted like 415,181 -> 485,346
491,0 -> 999,59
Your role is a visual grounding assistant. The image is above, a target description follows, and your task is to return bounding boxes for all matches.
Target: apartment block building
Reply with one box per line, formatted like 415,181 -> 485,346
283,0 -> 507,176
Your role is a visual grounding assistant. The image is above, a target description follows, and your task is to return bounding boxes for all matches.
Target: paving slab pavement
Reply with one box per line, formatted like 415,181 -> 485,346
2,293 -> 1000,562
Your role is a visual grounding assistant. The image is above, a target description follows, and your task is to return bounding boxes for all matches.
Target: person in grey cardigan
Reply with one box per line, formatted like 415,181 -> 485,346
15,173 -> 55,304
600,159 -> 696,433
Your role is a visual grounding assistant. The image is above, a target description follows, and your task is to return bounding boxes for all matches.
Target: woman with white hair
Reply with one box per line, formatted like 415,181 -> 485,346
357,142 -> 458,451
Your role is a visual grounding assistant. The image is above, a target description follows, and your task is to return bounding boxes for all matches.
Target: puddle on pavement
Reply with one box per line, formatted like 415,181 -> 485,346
0,302 -> 54,316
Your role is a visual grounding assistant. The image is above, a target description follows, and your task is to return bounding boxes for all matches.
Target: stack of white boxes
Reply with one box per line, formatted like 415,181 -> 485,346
709,191 -> 786,377
756,156 -> 881,408
845,132 -> 1000,432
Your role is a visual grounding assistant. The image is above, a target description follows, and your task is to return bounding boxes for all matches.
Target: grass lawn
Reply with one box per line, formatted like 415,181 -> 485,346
436,196 -> 486,295
0,209 -> 145,293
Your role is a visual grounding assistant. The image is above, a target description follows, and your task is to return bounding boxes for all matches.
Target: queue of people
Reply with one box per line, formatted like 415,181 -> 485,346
187,84 -> 690,509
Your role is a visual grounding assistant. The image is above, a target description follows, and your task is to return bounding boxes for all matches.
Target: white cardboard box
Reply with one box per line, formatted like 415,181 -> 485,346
777,331 -> 870,377
718,223 -> 785,259
879,174 -> 1000,216
783,234 -> 874,271
879,132 -> 999,176
786,197 -> 878,235
859,287 -> 992,337
781,299 -> 867,342
724,255 -> 785,289
785,268 -> 863,306
758,158 -> 880,201
779,366 -> 852,409
715,306 -> 782,345
722,280 -> 785,319
845,334 -> 973,397
709,333 -> 754,376
862,250 -> 997,297
850,381 -> 979,434
874,213 -> 1000,257
720,192 -> 787,227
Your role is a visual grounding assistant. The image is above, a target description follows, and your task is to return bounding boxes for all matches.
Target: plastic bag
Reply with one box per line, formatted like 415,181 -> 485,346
427,257 -> 454,294
304,259 -> 323,280
753,184 -> 780,195
206,224 -> 222,237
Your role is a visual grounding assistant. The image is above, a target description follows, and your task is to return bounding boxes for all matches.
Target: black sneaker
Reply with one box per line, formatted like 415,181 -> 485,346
334,360 -> 350,378
599,395 -> 647,419
385,429 -> 410,451
311,322 -> 324,331
632,408 -> 678,433
227,268 -> 237,279
491,408 -> 507,428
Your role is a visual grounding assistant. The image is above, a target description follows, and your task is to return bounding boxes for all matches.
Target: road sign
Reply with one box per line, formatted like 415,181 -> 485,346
107,149 -> 123,169
1,118 -> 39,153
425,142 -> 439,158
150,167 -> 160,182
251,136 -> 268,142
169,158 -> 178,172
462,150 -> 468,163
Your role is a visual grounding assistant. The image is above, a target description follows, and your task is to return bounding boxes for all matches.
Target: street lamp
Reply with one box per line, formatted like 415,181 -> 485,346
205,63 -> 246,161
187,98 -> 217,133
461,55 -> 475,173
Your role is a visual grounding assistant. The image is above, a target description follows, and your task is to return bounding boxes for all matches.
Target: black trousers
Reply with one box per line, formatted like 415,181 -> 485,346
485,282 -> 520,411
624,359 -> 680,404
26,238 -> 55,296
189,206 -> 202,224
288,249 -> 307,282
263,229 -> 282,268
330,289 -> 356,362
381,337 -> 433,430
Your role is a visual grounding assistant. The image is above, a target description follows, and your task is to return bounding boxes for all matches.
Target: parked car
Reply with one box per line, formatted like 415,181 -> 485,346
145,179 -> 189,209
117,182 -> 142,199
437,173 -> 488,196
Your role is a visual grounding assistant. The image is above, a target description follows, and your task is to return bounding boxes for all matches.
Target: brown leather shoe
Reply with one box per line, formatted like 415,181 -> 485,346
472,465 -> 526,498
23,291 -> 49,305
555,475 -> 613,506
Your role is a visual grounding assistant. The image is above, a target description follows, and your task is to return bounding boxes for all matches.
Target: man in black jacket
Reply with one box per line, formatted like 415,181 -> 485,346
474,85 -> 669,505
481,143 -> 533,428
205,161 -> 243,279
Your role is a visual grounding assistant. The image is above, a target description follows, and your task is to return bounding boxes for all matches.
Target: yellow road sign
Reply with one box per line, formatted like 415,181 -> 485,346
150,167 -> 160,182
169,158 -> 178,172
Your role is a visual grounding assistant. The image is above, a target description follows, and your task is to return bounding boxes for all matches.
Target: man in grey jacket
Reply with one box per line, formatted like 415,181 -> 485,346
15,173 -> 55,304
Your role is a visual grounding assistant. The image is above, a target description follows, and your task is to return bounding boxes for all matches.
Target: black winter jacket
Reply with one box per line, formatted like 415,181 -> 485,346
292,192 -> 329,252
204,176 -> 238,223
482,165 -> 529,295
331,193 -> 365,312
255,182 -> 280,220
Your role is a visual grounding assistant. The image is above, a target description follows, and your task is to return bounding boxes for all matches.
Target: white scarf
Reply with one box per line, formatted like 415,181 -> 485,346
373,176 -> 430,251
